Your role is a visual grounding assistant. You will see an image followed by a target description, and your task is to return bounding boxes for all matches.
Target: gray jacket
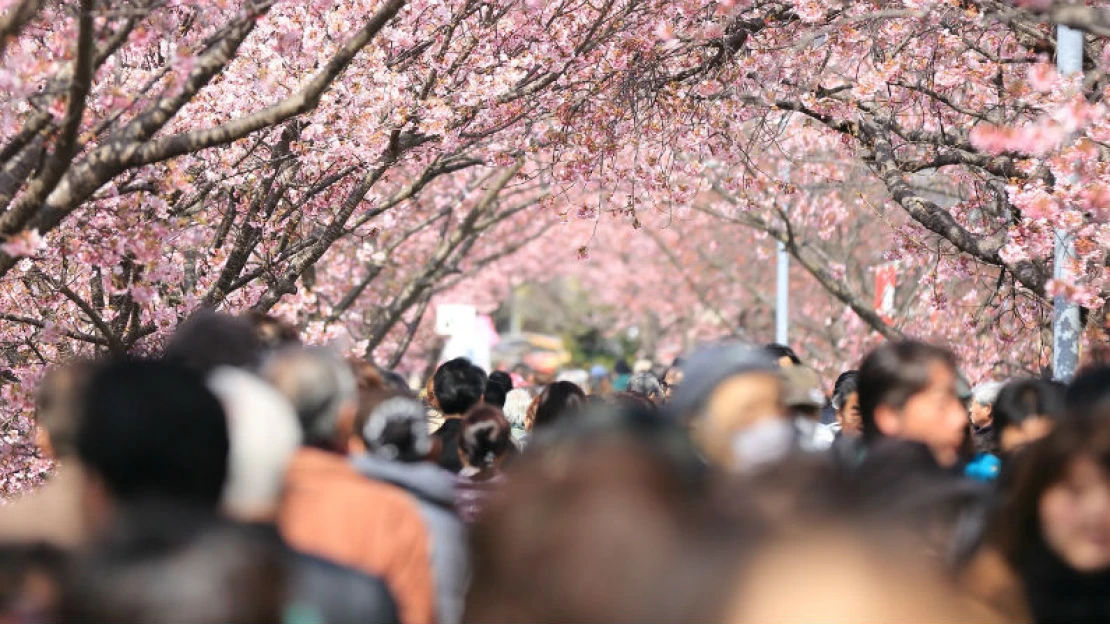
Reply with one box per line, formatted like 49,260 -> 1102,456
352,454 -> 468,624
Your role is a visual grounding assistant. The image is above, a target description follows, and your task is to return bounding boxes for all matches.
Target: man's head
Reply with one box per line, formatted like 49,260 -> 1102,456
858,341 -> 966,467
34,363 -> 93,460
781,366 -> 825,421
260,347 -> 358,452
76,360 -> 229,530
670,343 -> 783,469
484,372 -> 512,409
433,358 -> 486,416
206,367 -> 302,522
969,381 -> 1004,429
163,310 -> 261,375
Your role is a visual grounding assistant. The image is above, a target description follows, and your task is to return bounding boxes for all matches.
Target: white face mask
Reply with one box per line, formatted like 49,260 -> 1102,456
730,417 -> 796,472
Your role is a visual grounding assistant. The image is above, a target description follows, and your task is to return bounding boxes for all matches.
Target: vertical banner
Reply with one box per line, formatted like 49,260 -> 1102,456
874,263 -> 898,324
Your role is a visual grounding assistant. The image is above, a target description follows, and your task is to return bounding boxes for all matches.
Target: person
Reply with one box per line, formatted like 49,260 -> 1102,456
612,359 -> 632,392
857,341 -> 968,468
0,543 -> 66,622
60,504 -> 288,624
163,310 -> 261,374
764,343 -> 801,368
781,366 -> 833,451
457,405 -> 514,524
627,371 -> 665,405
1065,365 -> 1110,421
244,311 -> 302,351
532,380 -> 586,433
353,394 -> 468,624
830,371 -> 861,436
663,360 -> 684,402
0,363 -> 92,547
210,365 -> 400,624
430,358 -> 487,473
76,360 -> 230,534
502,388 -> 532,447
266,348 -> 436,624
668,342 -> 790,472
484,372 -> 512,409
970,381 -> 1005,455
993,379 -> 1066,456
986,420 -> 1110,622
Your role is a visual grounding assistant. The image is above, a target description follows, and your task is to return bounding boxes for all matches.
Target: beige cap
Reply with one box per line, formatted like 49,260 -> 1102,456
781,366 -> 825,408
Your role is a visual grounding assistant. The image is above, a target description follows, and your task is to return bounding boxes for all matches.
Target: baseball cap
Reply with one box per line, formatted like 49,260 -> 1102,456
668,342 -> 777,416
782,366 -> 826,409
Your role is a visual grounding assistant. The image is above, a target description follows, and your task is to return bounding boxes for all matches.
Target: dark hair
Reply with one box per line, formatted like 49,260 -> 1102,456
244,311 -> 301,351
857,341 -> 956,442
34,362 -> 94,458
994,379 -> 1066,433
613,359 -> 632,375
489,371 -> 513,391
164,310 -> 261,374
533,381 -> 587,431
484,374 -> 511,409
832,370 -> 860,410
627,372 -> 664,403
60,503 -> 285,623
991,421 -> 1110,621
1066,366 -> 1110,421
77,360 -> 229,507
378,368 -> 410,393
433,358 -> 487,415
461,406 -> 513,469
764,343 -> 801,366
611,391 -> 656,412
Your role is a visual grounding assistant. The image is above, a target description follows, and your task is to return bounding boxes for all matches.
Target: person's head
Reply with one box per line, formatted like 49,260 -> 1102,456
460,405 -> 514,472
857,341 -> 965,467
627,372 -> 665,405
243,311 -> 300,352
613,359 -> 632,376
377,367 -> 411,393
77,360 -> 229,531
360,395 -> 434,463
997,420 -> 1110,574
663,366 -> 684,401
1066,365 -> 1110,421
994,379 -> 1066,455
764,343 -> 801,368
34,363 -> 93,460
489,371 -> 513,392
781,366 -> 825,421
669,343 -> 783,470
503,389 -> 532,431
433,358 -> 487,416
60,504 -> 285,623
532,381 -> 587,431
970,381 -> 1004,429
832,371 -> 861,435
206,367 -> 301,522
484,376 -> 510,409
260,347 -> 357,452
163,310 -> 261,374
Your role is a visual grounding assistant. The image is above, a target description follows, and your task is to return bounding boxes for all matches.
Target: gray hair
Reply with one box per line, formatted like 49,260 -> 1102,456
260,347 -> 357,447
503,388 -> 532,428
971,381 -> 1005,406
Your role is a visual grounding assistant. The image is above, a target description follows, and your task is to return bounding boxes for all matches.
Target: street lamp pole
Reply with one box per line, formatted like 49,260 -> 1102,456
1053,24 -> 1083,381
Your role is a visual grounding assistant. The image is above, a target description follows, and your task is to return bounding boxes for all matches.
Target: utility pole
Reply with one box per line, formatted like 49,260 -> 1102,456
1053,24 -> 1083,381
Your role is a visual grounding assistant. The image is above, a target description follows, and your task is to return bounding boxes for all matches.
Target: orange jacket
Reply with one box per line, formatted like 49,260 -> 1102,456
279,448 -> 436,624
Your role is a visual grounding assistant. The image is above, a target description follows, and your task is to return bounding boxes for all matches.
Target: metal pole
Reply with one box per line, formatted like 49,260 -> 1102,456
1053,24 -> 1083,381
776,239 -> 788,345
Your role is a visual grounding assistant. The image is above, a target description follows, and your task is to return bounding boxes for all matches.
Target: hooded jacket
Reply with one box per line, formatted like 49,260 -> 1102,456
353,454 -> 469,624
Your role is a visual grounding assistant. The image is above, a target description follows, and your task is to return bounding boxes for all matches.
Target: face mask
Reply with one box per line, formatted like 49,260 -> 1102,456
730,417 -> 796,472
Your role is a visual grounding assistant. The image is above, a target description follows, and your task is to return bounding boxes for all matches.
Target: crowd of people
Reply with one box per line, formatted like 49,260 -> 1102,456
0,310 -> 1109,622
